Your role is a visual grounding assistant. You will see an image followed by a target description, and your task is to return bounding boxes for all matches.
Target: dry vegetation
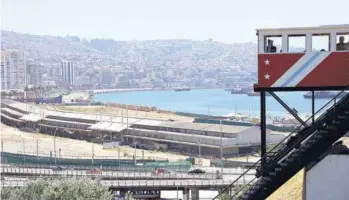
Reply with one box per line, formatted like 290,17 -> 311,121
267,169 -> 304,200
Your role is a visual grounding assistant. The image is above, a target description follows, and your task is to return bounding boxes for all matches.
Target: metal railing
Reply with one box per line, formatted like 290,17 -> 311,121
0,164 -> 258,183
0,178 -> 242,189
213,89 -> 349,200
1,166 -> 215,180
1,150 -> 168,161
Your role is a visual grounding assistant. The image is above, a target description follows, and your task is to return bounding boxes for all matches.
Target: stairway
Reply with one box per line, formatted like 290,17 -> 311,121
255,90 -> 349,178
213,90 -> 349,200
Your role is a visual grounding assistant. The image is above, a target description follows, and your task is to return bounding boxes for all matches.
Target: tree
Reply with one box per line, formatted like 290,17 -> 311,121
1,177 -> 113,200
218,191 -> 230,200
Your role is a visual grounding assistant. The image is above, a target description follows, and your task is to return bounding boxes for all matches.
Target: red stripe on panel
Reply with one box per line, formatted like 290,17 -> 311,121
298,52 -> 349,87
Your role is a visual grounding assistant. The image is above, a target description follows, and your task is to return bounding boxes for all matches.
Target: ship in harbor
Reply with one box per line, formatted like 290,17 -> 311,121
174,88 -> 191,92
303,91 -> 349,99
247,91 -> 271,97
229,87 -> 250,94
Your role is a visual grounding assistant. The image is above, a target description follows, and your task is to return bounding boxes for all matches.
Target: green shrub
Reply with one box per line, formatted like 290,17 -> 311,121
1,177 -> 113,200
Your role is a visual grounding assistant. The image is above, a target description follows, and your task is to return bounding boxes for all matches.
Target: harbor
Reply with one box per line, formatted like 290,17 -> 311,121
93,89 -> 337,117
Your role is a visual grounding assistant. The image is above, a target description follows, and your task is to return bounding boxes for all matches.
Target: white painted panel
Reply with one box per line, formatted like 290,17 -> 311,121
259,34 -> 265,53
282,34 -> 289,52
330,32 -> 337,51
306,155 -> 349,200
306,33 -> 312,52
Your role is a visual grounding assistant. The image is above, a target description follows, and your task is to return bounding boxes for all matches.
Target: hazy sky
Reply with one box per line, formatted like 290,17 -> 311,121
1,0 -> 348,43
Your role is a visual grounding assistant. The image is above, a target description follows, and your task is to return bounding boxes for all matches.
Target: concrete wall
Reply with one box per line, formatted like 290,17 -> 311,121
128,129 -> 237,147
103,142 -> 120,149
236,126 -> 285,145
131,136 -> 240,157
41,119 -> 91,130
305,155 -> 349,200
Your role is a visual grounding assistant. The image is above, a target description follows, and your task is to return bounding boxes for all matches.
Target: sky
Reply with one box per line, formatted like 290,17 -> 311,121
1,0 -> 348,43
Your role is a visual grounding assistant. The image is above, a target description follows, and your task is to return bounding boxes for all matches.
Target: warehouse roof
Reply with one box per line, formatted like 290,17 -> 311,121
158,121 -> 248,133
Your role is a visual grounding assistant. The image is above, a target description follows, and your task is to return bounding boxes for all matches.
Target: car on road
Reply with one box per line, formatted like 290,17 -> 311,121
87,168 -> 102,175
51,166 -> 67,171
152,168 -> 172,175
188,168 -> 205,174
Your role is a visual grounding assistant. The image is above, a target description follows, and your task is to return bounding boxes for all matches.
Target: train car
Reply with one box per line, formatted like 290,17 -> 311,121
35,95 -> 63,104
254,24 -> 349,91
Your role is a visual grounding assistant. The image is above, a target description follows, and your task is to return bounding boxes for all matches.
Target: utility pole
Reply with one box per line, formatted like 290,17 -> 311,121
53,128 -> 57,165
36,139 -> 39,158
118,147 -> 120,169
23,139 -> 25,154
198,142 -> 202,166
121,107 -> 124,126
134,142 -> 137,165
126,108 -> 129,135
23,139 -> 26,165
92,141 -> 95,166
220,120 -> 223,174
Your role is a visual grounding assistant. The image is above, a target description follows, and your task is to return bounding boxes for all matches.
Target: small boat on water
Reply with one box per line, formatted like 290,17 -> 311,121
303,91 -> 349,99
230,88 -> 250,94
174,88 -> 191,91
247,91 -> 271,97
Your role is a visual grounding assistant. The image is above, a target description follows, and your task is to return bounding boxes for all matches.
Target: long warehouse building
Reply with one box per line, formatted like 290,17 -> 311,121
1,99 -> 285,157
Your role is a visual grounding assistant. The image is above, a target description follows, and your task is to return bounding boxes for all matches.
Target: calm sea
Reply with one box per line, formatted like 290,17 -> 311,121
94,89 -> 331,117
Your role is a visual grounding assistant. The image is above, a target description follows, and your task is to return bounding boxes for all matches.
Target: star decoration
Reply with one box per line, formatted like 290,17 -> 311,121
264,74 -> 271,80
264,59 -> 271,66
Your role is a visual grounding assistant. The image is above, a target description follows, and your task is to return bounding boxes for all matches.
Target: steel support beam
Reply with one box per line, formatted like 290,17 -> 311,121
312,90 -> 315,125
260,91 -> 266,170
269,91 -> 308,127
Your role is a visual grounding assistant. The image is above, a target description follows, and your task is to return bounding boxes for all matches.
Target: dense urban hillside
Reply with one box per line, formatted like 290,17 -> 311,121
1,30 -> 257,71
1,30 -> 258,88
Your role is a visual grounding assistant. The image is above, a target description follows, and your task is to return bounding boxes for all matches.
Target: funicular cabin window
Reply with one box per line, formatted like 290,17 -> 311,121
312,34 -> 330,51
288,34 -> 306,52
336,33 -> 349,51
264,35 -> 281,53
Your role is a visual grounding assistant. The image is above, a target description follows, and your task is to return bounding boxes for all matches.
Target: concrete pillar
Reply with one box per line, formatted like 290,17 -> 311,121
183,188 -> 189,200
191,188 -> 199,200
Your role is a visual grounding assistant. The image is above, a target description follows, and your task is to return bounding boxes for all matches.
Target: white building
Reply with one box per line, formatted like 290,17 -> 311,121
1,50 -> 26,90
100,69 -> 115,85
304,146 -> 349,200
61,60 -> 75,85
26,59 -> 43,86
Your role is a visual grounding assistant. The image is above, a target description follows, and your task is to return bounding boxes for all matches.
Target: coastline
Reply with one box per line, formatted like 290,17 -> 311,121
62,88 -> 322,125
90,87 -> 226,95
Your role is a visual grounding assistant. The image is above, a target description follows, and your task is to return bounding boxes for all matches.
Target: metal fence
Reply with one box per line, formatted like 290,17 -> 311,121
1,152 -> 191,172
